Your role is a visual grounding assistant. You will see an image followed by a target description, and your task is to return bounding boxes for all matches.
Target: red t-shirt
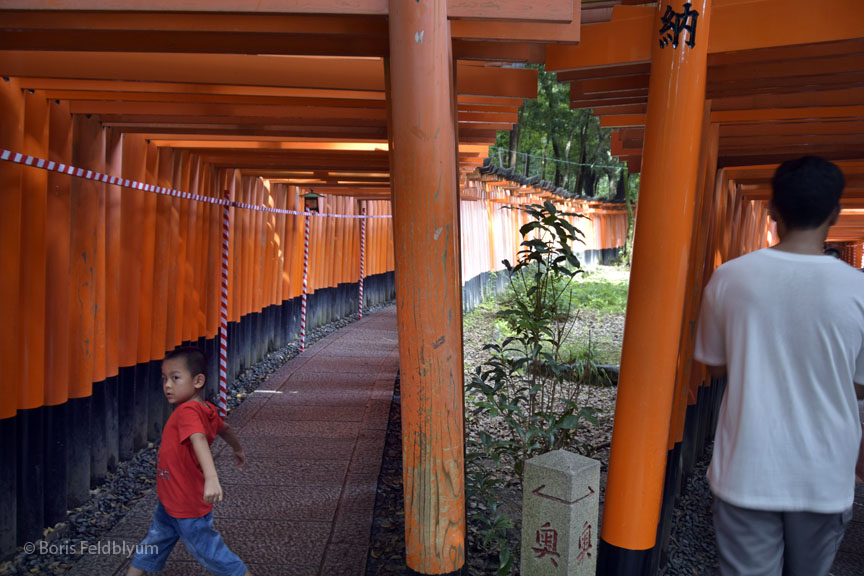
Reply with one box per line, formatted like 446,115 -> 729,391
156,401 -> 224,518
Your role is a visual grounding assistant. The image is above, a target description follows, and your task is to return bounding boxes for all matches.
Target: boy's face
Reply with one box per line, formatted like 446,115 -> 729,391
161,357 -> 205,405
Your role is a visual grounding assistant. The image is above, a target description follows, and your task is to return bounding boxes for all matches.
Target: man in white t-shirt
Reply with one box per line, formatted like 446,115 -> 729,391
694,156 -> 864,576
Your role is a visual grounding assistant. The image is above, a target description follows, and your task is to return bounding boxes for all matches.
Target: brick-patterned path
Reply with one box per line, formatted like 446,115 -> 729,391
70,307 -> 399,576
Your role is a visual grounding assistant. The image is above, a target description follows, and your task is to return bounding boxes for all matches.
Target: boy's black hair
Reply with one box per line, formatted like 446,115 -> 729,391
164,346 -> 207,378
771,156 -> 844,229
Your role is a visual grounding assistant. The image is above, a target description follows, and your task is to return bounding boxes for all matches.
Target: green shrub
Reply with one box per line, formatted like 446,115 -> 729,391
465,202 -> 605,574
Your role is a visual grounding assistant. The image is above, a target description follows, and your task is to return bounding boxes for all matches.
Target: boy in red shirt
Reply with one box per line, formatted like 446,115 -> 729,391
127,347 -> 250,576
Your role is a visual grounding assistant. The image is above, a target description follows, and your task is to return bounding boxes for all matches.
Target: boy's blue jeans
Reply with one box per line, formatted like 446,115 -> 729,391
131,501 -> 247,576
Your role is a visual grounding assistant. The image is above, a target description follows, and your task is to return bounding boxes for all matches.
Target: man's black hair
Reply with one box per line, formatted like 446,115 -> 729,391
771,156 -> 844,229
164,346 -> 207,378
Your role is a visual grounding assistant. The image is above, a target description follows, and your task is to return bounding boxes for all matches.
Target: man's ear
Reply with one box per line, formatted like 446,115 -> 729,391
194,373 -> 206,390
768,200 -> 779,223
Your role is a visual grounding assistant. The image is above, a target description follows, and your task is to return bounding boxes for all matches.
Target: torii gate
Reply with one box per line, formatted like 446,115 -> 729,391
0,1 -> 587,573
548,0 -> 864,573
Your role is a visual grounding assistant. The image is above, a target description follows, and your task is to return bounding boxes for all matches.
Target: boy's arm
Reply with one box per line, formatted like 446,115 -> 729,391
189,433 -> 223,503
218,423 -> 246,468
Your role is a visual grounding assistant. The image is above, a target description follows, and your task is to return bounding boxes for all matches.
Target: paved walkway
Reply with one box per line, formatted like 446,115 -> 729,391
70,307 -> 399,576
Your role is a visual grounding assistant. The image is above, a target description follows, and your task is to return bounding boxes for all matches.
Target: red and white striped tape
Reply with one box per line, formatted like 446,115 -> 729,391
0,148 -> 390,219
300,213 -> 311,352
359,204 -> 366,319
218,189 -> 230,417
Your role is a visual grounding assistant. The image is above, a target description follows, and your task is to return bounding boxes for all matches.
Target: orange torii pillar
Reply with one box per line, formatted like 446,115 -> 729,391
599,1 -> 712,574
388,0 -> 466,574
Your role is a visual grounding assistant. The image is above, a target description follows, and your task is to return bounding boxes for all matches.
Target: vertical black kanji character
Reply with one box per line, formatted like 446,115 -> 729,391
659,2 -> 700,49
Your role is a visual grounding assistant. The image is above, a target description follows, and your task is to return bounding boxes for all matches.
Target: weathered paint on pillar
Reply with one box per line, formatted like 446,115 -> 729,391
600,0 -> 712,566
19,89 -> 49,411
388,0 -> 466,573
0,77 -> 24,421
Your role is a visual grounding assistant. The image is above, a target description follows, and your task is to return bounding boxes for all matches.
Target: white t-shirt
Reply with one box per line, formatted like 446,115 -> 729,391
694,248 -> 864,512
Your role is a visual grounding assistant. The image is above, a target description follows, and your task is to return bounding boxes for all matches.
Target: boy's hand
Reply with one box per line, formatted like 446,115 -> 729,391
203,476 -> 223,503
232,450 -> 246,468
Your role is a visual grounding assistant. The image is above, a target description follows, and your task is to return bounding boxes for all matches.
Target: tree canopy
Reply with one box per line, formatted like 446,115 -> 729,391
490,65 -> 637,201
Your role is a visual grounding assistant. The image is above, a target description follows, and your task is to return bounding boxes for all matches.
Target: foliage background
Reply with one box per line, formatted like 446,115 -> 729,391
490,65 -> 639,202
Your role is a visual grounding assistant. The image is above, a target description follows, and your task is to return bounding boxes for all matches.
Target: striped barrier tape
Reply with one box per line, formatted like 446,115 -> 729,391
359,204 -> 366,319
219,189 -> 230,417
300,213 -> 311,352
0,148 -> 391,219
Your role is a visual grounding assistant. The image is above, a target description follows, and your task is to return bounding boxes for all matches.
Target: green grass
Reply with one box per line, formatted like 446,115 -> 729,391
567,278 -> 629,315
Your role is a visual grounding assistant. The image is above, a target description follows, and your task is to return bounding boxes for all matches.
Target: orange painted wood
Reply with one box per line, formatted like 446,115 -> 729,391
671,113 -> 719,445
118,134 -> 145,368
0,0 -> 572,20
137,140 -> 159,361
709,0 -> 864,54
164,151 -> 182,348
18,90 -> 49,411
453,40 -> 545,64
227,172 -> 240,322
253,179 -> 265,312
0,77 -> 24,418
17,78 -> 387,102
68,114 -> 103,399
191,158 -> 208,338
0,0 -> 392,14
273,184 -> 288,305
190,155 -> 206,339
182,155 -> 199,338
104,128 -> 123,377
388,0 -> 466,572
175,151 -> 192,346
451,0 -> 580,42
0,51 -> 387,92
262,186 -> 277,308
0,11 -> 388,35
68,101 -> 389,120
45,98 -> 72,406
43,91 -> 388,110
204,170 -> 220,339
548,0 -> 864,72
603,0 -> 713,552
150,147 -> 174,358
457,61 -> 538,99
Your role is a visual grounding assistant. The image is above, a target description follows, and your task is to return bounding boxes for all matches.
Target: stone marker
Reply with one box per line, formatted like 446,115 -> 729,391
521,449 -> 601,575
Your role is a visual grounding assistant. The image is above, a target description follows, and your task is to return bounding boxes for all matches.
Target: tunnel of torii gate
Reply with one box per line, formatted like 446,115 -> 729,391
0,0 -> 862,575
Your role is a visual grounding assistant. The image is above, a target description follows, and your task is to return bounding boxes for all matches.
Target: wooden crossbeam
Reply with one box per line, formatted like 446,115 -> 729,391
0,52 -> 539,99
547,0 -> 864,72
0,0 -> 574,21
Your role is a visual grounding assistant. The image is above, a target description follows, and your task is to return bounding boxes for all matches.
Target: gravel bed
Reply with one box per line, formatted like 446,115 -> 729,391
365,377 -> 407,576
660,445 -> 719,576
0,302 -> 393,576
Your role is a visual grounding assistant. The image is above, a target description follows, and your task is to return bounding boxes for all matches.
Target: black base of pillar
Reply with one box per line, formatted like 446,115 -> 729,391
204,336 -> 219,405
67,396 -> 91,508
16,407 -> 44,545
90,379 -> 108,487
43,403 -> 68,527
598,538 -> 653,576
147,360 -> 164,441
681,402 -> 699,483
133,363 -> 149,451
117,365 -> 135,461
1,416 -> 17,559
653,442 -> 683,573
104,374 -> 119,473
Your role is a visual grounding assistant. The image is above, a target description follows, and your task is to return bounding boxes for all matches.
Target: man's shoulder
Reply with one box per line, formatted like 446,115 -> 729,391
708,250 -> 768,282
